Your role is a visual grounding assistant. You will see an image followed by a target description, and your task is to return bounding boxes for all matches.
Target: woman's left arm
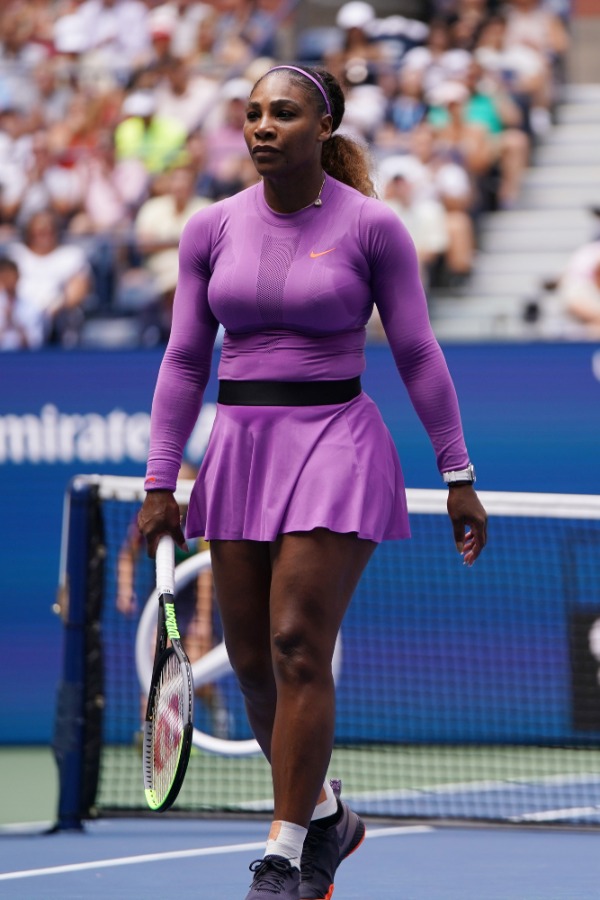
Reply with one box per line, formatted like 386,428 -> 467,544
367,201 -> 487,563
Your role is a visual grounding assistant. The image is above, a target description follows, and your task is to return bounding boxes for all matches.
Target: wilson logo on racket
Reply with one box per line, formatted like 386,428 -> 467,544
164,603 -> 180,640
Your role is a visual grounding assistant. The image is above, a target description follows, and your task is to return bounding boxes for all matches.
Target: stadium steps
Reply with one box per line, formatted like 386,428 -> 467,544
430,83 -> 600,341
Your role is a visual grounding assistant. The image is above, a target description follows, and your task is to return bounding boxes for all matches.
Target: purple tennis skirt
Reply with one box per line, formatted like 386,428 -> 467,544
186,392 -> 409,543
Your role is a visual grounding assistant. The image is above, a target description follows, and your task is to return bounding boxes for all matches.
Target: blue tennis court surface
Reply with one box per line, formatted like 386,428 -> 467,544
1,818 -> 599,899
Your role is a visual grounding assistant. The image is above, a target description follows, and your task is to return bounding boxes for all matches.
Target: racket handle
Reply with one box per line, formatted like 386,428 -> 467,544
156,535 -> 175,595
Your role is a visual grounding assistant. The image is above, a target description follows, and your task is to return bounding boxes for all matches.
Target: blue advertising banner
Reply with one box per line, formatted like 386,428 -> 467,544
1,343 -> 599,743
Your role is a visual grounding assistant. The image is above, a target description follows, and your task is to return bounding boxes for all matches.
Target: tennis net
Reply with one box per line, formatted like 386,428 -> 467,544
53,475 -> 600,828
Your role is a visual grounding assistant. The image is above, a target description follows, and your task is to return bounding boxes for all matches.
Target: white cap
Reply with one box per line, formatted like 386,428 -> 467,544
149,4 -> 177,37
54,14 -> 89,54
427,81 -> 469,107
336,1 -> 376,31
378,154 -> 427,188
122,91 -> 157,118
344,84 -> 386,134
220,78 -> 252,102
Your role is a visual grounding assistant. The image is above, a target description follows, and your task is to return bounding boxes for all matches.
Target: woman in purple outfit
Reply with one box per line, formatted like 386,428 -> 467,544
138,65 -> 487,900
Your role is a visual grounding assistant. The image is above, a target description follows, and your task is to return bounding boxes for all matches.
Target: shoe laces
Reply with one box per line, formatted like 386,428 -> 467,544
249,855 -> 293,890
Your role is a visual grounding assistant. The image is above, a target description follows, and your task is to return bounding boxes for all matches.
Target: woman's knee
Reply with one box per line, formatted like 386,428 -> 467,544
271,622 -> 333,686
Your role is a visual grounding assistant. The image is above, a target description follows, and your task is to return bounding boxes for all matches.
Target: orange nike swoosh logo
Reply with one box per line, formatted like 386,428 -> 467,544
310,248 -> 336,258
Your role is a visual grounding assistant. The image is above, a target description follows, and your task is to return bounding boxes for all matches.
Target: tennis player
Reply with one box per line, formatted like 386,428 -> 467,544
138,64 -> 487,900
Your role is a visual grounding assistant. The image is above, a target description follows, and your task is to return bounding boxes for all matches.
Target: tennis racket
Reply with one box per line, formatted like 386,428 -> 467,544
143,534 -> 194,812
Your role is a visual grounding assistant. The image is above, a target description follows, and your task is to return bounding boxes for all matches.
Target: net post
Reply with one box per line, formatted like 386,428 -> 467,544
52,476 -> 104,831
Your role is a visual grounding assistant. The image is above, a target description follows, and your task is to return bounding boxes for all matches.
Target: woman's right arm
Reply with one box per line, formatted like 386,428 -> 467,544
138,211 -> 220,555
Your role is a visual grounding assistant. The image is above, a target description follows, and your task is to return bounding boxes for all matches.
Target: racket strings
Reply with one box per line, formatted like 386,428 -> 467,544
151,654 -> 185,802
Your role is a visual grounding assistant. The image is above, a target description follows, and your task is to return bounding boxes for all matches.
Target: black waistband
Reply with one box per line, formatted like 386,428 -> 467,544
217,377 -> 362,406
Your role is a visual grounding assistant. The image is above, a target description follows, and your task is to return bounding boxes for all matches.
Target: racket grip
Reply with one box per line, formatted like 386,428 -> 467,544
156,535 -> 175,595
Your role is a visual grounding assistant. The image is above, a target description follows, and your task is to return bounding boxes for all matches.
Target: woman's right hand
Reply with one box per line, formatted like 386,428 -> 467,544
137,489 -> 188,558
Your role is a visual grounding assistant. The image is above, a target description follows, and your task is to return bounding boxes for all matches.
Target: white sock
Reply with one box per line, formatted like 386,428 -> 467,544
265,820 -> 307,870
311,780 -> 338,821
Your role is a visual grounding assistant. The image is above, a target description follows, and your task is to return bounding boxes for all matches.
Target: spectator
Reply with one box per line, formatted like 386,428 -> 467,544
168,0 -> 214,61
0,103 -> 29,239
68,127 -> 149,310
186,4 -> 220,66
133,162 -> 213,302
202,77 -> 253,189
379,122 -> 476,289
27,56 -> 75,131
118,162 -> 213,343
183,127 -> 218,198
381,166 -> 449,285
154,56 -> 220,135
0,2 -> 49,71
473,11 -> 547,136
450,0 -> 491,52
325,0 -> 383,85
458,58 -> 531,208
70,128 -> 148,236
145,4 -> 179,70
401,15 -> 473,96
426,80 -> 495,210
0,98 -> 29,151
0,256 -> 44,350
114,89 -> 187,174
207,0 -> 280,66
52,12 -> 91,62
6,209 -> 92,345
1,129 -> 84,231
375,66 -> 429,154
504,0 -> 570,73
556,242 -> 600,338
65,0 -> 151,85
342,79 -> 388,143
503,0 -> 570,133
48,84 -> 117,169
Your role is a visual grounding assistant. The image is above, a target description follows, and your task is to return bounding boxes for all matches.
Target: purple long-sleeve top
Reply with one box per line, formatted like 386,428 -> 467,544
144,176 -> 469,491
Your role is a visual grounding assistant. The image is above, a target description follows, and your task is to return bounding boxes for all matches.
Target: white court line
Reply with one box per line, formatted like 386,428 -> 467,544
510,806 -> 600,823
0,825 -> 432,881
0,821 -> 52,835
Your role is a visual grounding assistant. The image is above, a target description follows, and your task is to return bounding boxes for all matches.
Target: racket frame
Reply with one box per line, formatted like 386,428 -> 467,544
143,536 -> 194,812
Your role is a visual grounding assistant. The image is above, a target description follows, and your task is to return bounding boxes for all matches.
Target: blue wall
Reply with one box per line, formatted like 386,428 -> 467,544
1,343 -> 599,743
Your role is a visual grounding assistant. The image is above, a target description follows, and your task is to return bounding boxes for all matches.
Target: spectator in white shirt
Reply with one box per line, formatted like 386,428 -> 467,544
0,256 -> 45,350
7,209 -> 92,345
154,56 -> 220,136
557,242 -> 600,338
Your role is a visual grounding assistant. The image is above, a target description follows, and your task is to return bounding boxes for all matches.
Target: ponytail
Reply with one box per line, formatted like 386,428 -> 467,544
322,133 -> 377,198
315,67 -> 377,198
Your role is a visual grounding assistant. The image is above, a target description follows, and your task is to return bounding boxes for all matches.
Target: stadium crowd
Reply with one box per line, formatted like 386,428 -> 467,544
0,0 -> 572,349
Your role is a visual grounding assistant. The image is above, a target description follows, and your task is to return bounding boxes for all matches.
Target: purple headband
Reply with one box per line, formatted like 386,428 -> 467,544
268,65 -> 332,117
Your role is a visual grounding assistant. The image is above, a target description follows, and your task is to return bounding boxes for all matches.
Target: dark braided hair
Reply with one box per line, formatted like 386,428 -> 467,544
256,65 -> 377,198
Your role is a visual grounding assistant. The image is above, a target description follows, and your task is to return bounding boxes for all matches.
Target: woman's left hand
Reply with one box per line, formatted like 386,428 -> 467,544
447,485 -> 488,567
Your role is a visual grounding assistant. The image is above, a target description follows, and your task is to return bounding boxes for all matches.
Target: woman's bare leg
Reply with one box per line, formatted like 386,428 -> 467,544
267,529 -> 375,826
211,530 -> 375,830
210,539 -> 276,757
